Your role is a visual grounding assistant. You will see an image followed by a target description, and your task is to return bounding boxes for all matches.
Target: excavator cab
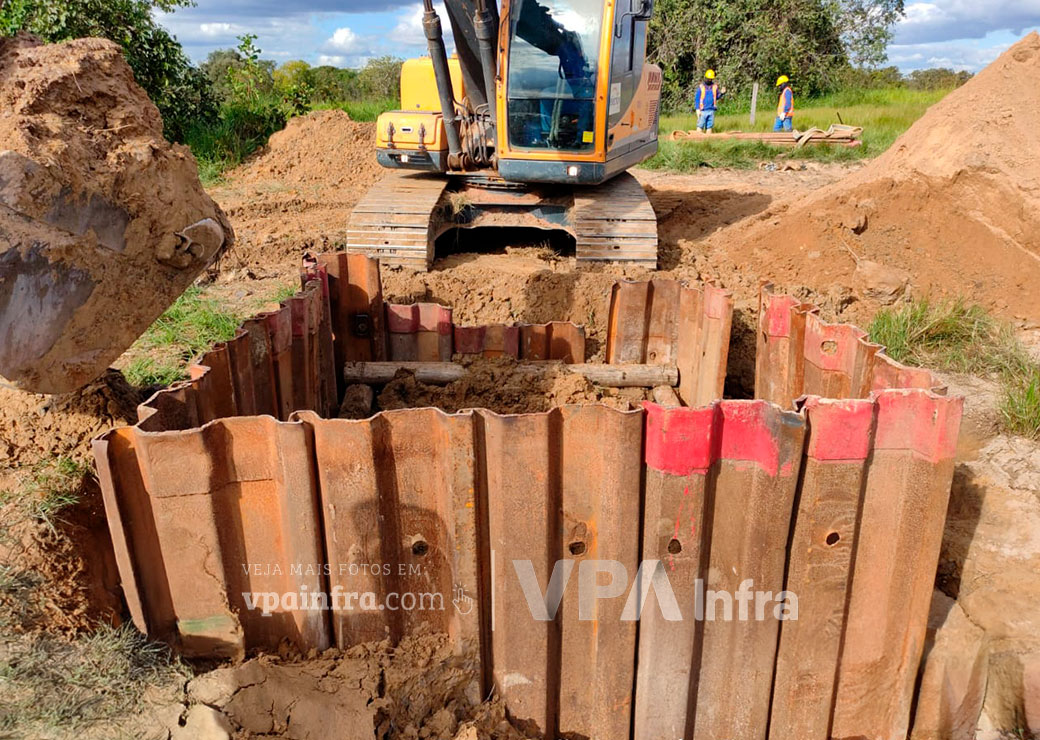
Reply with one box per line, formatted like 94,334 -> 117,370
351,0 -> 661,270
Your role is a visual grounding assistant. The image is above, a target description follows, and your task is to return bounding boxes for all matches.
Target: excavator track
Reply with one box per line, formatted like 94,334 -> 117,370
346,171 -> 449,270
347,170 -> 659,271
572,171 -> 658,268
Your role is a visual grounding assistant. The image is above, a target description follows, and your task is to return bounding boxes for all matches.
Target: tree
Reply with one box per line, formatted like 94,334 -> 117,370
310,65 -> 361,102
0,0 -> 215,141
832,0 -> 905,68
358,56 -> 403,101
649,0 -> 848,111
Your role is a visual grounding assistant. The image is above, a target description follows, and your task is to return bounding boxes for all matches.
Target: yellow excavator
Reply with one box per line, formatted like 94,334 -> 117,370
347,0 -> 662,270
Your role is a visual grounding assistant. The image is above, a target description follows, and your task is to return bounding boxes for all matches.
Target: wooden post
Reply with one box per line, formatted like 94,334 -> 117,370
750,82 -> 759,127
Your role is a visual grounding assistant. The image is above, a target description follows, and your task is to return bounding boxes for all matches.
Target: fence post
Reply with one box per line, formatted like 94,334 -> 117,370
750,82 -> 759,126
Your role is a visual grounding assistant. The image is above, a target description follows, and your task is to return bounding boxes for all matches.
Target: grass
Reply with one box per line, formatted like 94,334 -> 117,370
0,623 -> 188,735
648,86 -> 952,170
2,457 -> 92,534
121,282 -> 299,388
121,285 -> 242,388
869,299 -> 1040,439
311,98 -> 397,122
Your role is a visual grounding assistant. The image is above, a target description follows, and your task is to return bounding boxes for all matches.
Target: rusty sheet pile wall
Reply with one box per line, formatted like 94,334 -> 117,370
93,269 -> 963,740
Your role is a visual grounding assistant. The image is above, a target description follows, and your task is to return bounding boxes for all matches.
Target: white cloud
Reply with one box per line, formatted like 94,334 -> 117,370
894,0 -> 1040,44
317,54 -> 348,66
326,27 -> 360,52
391,2 -> 450,48
198,22 -> 238,37
888,38 -> 1009,71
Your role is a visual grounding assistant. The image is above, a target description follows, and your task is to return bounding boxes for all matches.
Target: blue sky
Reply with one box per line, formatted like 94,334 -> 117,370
156,0 -> 1040,72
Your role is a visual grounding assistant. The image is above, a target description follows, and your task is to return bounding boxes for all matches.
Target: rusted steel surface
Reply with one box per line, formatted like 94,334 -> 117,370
606,279 -> 733,405
756,282 -> 942,406
93,416 -> 329,660
520,321 -> 585,363
485,406 -> 644,740
303,408 -> 482,651
831,389 -> 963,740
454,324 -> 519,358
690,402 -> 806,740
316,252 -> 387,374
768,397 -> 875,740
453,322 -> 586,362
386,302 -> 454,361
92,274 -> 965,740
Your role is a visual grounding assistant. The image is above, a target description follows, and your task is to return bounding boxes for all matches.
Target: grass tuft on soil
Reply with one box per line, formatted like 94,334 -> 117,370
0,623 -> 188,735
122,285 -> 241,388
2,457 -> 91,534
869,299 -> 1040,439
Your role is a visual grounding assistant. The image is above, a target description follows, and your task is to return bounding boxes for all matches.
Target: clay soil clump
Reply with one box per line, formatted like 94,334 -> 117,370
0,34 -> 232,393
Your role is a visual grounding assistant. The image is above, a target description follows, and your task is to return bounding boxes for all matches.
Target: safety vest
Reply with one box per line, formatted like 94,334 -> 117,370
697,83 -> 719,111
777,87 -> 794,118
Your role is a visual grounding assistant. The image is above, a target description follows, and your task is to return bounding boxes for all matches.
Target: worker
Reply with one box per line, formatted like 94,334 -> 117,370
694,69 -> 726,133
774,76 -> 794,132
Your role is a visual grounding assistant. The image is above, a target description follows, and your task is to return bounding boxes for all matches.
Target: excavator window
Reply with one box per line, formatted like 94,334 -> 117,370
506,0 -> 605,152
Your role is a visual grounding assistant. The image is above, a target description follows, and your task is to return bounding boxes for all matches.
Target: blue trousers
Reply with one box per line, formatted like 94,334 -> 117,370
697,110 -> 716,130
773,116 -> 793,132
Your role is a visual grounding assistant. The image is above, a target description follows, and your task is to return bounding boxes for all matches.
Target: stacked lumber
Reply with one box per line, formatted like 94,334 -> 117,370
669,123 -> 863,147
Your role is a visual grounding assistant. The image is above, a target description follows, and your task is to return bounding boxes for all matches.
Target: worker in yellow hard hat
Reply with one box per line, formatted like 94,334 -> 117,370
694,69 -> 726,133
774,75 -> 794,132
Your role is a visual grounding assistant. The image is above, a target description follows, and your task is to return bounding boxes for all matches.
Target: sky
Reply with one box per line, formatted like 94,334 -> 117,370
156,0 -> 1040,73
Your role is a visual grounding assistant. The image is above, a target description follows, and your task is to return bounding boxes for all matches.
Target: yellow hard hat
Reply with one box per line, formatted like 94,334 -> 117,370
705,69 -> 716,80
776,75 -> 790,86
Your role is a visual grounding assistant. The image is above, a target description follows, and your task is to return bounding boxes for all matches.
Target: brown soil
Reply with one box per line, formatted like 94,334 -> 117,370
0,479 -> 122,635
0,370 -> 143,468
377,357 -> 649,415
212,110 -> 383,269
118,631 -> 536,740
0,34 -> 232,394
719,33 -> 1040,322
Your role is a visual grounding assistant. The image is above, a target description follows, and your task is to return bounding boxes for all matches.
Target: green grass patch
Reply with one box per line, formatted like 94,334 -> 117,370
649,86 -> 952,170
869,299 -> 1040,439
2,457 -> 91,534
121,282 -> 301,389
122,285 -> 242,388
0,624 -> 188,735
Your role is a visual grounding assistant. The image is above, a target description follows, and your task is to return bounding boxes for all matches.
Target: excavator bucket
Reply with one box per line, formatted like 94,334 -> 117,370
0,35 -> 233,395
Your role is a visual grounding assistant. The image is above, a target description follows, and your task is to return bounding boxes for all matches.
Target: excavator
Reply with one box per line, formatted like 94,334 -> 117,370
347,0 -> 662,270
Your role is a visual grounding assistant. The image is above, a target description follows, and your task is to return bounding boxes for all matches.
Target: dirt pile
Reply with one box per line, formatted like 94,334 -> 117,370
131,631 -> 536,739
726,32 -> 1040,321
0,370 -> 143,468
213,110 -> 382,267
0,34 -> 232,393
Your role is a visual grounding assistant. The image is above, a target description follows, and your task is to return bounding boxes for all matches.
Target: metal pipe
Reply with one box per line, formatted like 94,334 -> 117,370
473,0 -> 499,130
422,1 -> 464,167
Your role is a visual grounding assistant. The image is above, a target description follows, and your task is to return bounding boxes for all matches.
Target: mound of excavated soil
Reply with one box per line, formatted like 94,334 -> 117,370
213,110 -> 383,267
0,370 -> 143,468
724,33 -> 1040,321
0,34 -> 232,393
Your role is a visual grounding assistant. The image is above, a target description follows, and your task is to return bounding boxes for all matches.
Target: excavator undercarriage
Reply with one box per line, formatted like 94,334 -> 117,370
347,170 -> 657,270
